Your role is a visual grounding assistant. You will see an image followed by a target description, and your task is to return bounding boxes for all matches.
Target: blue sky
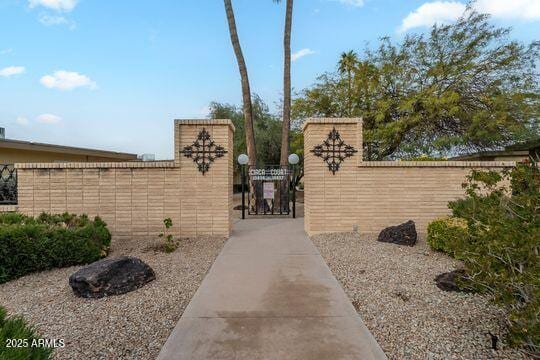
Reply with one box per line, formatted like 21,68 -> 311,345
1,0 -> 539,159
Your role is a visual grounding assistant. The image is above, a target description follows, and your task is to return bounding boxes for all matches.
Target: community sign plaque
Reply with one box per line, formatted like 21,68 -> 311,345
263,182 -> 275,200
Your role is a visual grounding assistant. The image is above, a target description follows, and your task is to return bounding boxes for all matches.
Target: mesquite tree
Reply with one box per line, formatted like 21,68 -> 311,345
293,11 -> 540,160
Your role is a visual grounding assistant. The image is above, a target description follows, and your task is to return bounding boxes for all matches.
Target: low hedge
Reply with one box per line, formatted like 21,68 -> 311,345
0,213 -> 111,284
0,305 -> 52,359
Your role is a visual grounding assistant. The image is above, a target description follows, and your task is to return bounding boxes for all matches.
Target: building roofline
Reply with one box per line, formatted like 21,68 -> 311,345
0,138 -> 138,160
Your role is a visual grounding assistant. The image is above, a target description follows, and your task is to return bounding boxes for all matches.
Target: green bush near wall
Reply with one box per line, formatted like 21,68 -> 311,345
0,305 -> 52,360
427,217 -> 468,258
0,213 -> 111,284
427,161 -> 539,354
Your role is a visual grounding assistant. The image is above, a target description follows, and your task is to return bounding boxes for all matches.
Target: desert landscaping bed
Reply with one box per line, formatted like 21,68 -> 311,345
0,235 -> 227,359
312,232 -> 528,360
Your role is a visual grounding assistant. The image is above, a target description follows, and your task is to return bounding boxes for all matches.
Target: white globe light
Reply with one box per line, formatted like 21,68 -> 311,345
237,154 -> 249,165
288,153 -> 300,165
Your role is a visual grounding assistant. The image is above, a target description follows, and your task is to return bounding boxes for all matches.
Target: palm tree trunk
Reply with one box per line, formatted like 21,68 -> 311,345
224,0 -> 257,168
224,0 -> 261,212
347,69 -> 353,116
279,0 -> 293,214
280,0 -> 293,167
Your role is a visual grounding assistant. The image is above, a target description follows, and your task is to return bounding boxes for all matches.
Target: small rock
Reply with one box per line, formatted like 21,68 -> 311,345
377,220 -> 417,246
69,256 -> 156,298
393,288 -> 410,302
435,269 -> 471,292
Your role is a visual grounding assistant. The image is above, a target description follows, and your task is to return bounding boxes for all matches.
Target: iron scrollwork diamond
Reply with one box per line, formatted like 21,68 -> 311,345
311,127 -> 357,174
181,128 -> 228,175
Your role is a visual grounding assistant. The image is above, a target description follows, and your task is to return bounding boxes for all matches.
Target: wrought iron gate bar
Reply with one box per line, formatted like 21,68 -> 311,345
311,127 -> 357,174
246,165 -> 292,216
0,164 -> 17,205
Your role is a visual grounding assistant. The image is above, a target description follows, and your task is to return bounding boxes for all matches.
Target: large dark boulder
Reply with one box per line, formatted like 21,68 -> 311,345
69,256 -> 155,298
435,269 -> 472,292
377,220 -> 417,246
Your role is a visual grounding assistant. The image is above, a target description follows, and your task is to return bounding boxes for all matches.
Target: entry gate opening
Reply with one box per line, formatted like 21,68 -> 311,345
241,165 -> 296,218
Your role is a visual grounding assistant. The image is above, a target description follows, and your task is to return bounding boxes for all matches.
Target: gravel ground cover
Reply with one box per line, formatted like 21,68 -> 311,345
312,232 -> 529,360
0,235 -> 227,359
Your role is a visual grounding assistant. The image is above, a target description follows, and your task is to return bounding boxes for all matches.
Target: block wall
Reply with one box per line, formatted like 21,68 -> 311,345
303,118 -> 516,235
0,205 -> 17,213
14,119 -> 235,239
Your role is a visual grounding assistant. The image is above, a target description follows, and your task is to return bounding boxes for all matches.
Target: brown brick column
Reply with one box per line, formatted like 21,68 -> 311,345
175,119 -> 235,236
303,118 -> 363,235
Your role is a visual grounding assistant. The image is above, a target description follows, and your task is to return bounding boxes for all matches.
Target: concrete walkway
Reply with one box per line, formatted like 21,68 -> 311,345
158,218 -> 386,360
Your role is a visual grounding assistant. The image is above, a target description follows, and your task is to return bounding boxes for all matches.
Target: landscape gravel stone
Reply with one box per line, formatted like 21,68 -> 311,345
0,235 -> 227,359
311,231 -> 529,360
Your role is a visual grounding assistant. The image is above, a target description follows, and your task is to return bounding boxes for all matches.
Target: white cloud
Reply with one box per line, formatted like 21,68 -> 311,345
0,49 -> 13,55
16,117 -> 29,125
0,66 -> 25,77
400,0 -> 540,32
28,0 -> 77,12
292,48 -> 316,62
39,14 -> 65,25
38,14 -> 76,29
332,0 -> 365,7
40,70 -> 96,91
36,114 -> 62,124
474,0 -> 540,20
400,2 -> 466,32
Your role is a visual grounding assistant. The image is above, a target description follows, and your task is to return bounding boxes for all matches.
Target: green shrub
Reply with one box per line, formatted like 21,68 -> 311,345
427,217 -> 468,257
0,213 -> 29,226
0,212 -> 111,284
428,161 -> 539,353
0,305 -> 52,359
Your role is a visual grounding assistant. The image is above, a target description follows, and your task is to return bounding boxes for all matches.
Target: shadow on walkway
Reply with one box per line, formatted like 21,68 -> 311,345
158,218 -> 386,360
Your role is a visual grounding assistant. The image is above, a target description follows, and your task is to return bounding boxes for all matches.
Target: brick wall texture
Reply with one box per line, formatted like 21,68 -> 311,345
303,118 -> 516,235
14,120 -> 234,239
0,205 -> 17,212
10,117 -> 517,238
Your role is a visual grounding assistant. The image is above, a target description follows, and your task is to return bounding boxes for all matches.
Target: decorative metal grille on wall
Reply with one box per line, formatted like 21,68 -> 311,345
311,127 -> 357,174
181,128 -> 228,175
0,164 -> 17,205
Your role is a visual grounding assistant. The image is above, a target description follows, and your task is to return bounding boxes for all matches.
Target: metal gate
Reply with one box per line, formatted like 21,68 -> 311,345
0,164 -> 17,205
240,165 -> 296,218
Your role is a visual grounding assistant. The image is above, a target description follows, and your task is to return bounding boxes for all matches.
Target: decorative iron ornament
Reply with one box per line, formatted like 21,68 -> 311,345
181,128 -> 228,175
311,127 -> 357,174
0,164 -> 17,205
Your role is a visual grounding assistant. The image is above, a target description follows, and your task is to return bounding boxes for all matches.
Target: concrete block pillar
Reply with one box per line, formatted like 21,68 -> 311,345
302,118 -> 363,235
174,119 -> 236,236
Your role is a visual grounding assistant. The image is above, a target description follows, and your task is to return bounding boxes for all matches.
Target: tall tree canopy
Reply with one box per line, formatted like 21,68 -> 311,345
293,11 -> 540,160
